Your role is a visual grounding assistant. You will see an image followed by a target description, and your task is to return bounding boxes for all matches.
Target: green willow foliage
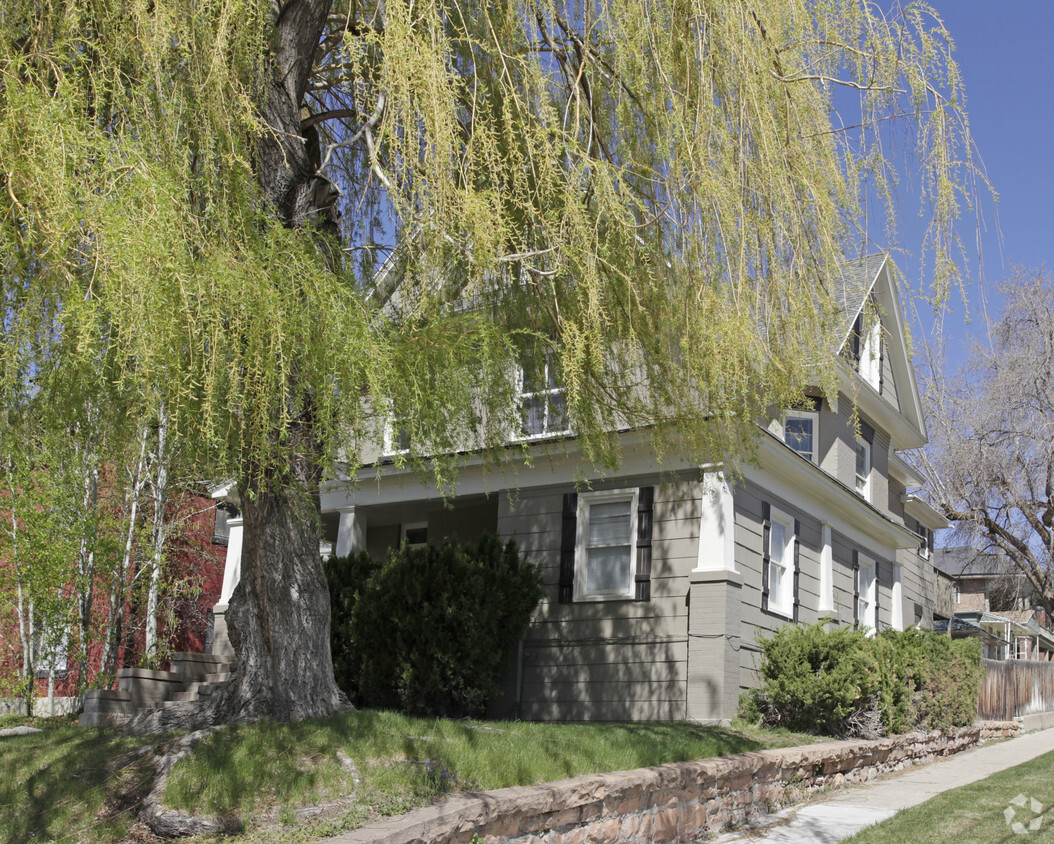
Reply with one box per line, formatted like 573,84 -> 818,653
0,0 -> 978,486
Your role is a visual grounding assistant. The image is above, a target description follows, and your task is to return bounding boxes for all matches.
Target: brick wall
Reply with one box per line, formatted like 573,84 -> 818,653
333,722 -> 1020,844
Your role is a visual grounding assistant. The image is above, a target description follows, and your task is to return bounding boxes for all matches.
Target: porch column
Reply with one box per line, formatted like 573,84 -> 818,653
687,569 -> 743,723
211,516 -> 243,659
335,507 -> 367,557
695,471 -> 737,573
687,470 -> 743,722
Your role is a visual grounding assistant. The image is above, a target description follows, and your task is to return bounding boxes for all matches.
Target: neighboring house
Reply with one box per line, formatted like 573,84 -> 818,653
933,546 -> 1054,661
216,253 -> 947,723
0,491 -> 227,710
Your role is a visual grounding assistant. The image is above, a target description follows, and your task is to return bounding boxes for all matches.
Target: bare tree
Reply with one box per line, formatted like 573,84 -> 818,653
916,270 -> 1054,618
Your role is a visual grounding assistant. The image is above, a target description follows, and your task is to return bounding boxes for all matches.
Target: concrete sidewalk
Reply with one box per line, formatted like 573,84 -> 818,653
711,726 -> 1054,843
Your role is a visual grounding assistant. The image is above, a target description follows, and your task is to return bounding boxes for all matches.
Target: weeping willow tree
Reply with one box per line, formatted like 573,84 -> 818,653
0,0 -> 978,730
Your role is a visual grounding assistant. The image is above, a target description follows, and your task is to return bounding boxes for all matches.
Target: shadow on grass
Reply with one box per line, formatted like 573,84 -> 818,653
0,727 -> 143,844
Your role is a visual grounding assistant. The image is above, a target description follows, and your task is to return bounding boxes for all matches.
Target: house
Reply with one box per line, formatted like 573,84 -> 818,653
0,489 -> 227,716
933,546 -> 1054,661
214,253 -> 947,723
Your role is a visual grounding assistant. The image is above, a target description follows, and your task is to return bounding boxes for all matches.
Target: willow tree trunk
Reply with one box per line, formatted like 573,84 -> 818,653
224,0 -> 346,722
225,468 -> 346,721
126,0 -> 347,733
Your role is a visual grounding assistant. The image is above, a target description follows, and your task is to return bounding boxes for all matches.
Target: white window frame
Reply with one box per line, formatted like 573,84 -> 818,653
574,488 -> 638,602
818,522 -> 834,613
858,555 -> 876,635
402,521 -> 428,547
381,400 -> 411,457
767,506 -> 796,618
860,312 -> 882,390
33,621 -> 69,677
918,525 -> 933,559
783,409 -> 819,463
516,361 -> 570,441
855,437 -> 872,500
891,562 -> 903,631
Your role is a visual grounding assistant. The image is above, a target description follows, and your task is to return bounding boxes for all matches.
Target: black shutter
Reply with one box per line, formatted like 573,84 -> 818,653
878,328 -> 885,393
634,486 -> 654,602
761,502 -> 771,612
793,518 -> 801,623
559,492 -> 578,603
852,550 -> 860,630
850,313 -> 862,364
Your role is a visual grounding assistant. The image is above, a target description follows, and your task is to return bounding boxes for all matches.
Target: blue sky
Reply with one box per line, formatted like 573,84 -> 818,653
898,2 -> 1054,369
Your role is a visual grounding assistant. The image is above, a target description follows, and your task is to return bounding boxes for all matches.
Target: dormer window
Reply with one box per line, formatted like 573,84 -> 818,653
850,306 -> 882,390
517,359 -> 569,439
783,399 -> 821,463
855,437 -> 872,499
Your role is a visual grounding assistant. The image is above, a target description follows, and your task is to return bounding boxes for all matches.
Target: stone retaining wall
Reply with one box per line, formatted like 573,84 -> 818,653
332,721 -> 1020,844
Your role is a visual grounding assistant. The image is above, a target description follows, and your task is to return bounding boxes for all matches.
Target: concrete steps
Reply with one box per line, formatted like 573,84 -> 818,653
78,653 -> 235,727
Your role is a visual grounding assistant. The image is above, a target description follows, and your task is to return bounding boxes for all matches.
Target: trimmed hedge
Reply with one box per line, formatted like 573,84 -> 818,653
325,534 -> 543,718
741,622 -> 983,737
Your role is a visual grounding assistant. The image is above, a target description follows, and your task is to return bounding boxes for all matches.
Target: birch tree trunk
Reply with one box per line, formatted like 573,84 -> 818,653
75,447 -> 100,695
101,430 -> 149,680
144,402 -> 168,665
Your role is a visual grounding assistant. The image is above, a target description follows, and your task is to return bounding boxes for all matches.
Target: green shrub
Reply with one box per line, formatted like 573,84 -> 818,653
749,622 -> 874,734
743,622 -> 984,737
324,535 -> 543,718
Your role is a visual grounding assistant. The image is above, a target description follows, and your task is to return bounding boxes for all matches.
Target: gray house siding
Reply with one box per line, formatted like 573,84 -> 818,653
496,475 -> 698,721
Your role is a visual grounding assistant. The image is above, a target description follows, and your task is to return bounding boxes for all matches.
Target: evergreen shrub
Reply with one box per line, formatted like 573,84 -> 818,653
741,622 -> 983,737
324,535 -> 543,717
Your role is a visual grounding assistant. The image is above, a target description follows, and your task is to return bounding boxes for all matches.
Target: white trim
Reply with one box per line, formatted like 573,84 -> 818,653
902,494 -> 950,530
335,506 -> 367,557
783,409 -> 819,463
219,517 -> 244,604
819,522 -> 834,613
515,362 -> 570,441
891,562 -> 904,630
767,506 -> 796,619
860,312 -> 882,390
574,487 -> 638,602
858,555 -> 877,635
696,471 -> 737,573
855,437 -> 872,500
403,520 -> 428,547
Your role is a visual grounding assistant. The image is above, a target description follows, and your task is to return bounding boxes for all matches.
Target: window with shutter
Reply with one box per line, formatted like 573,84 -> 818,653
765,504 -> 796,618
573,487 -> 642,601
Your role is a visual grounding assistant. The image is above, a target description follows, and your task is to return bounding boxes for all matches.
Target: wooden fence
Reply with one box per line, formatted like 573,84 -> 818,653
977,659 -> 1054,720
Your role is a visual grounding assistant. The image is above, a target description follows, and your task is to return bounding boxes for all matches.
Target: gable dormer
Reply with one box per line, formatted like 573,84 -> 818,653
834,254 -> 926,450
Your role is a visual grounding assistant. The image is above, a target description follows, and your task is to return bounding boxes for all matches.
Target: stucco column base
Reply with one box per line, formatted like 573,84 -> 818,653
210,603 -> 235,659
687,569 -> 743,723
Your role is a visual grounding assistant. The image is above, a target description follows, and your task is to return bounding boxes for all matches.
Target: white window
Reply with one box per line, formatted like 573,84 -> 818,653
1016,636 -> 1032,660
33,622 -> 69,677
891,563 -> 903,631
517,360 -> 569,439
918,525 -> 933,559
860,316 -> 882,389
783,410 -> 819,463
575,488 -> 638,601
767,507 -> 796,617
402,521 -> 428,547
382,400 -> 411,456
858,555 -> 876,634
855,438 -> 871,499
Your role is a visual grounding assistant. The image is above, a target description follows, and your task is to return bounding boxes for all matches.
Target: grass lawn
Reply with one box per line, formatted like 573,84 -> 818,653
844,749 -> 1054,844
0,711 -> 817,843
